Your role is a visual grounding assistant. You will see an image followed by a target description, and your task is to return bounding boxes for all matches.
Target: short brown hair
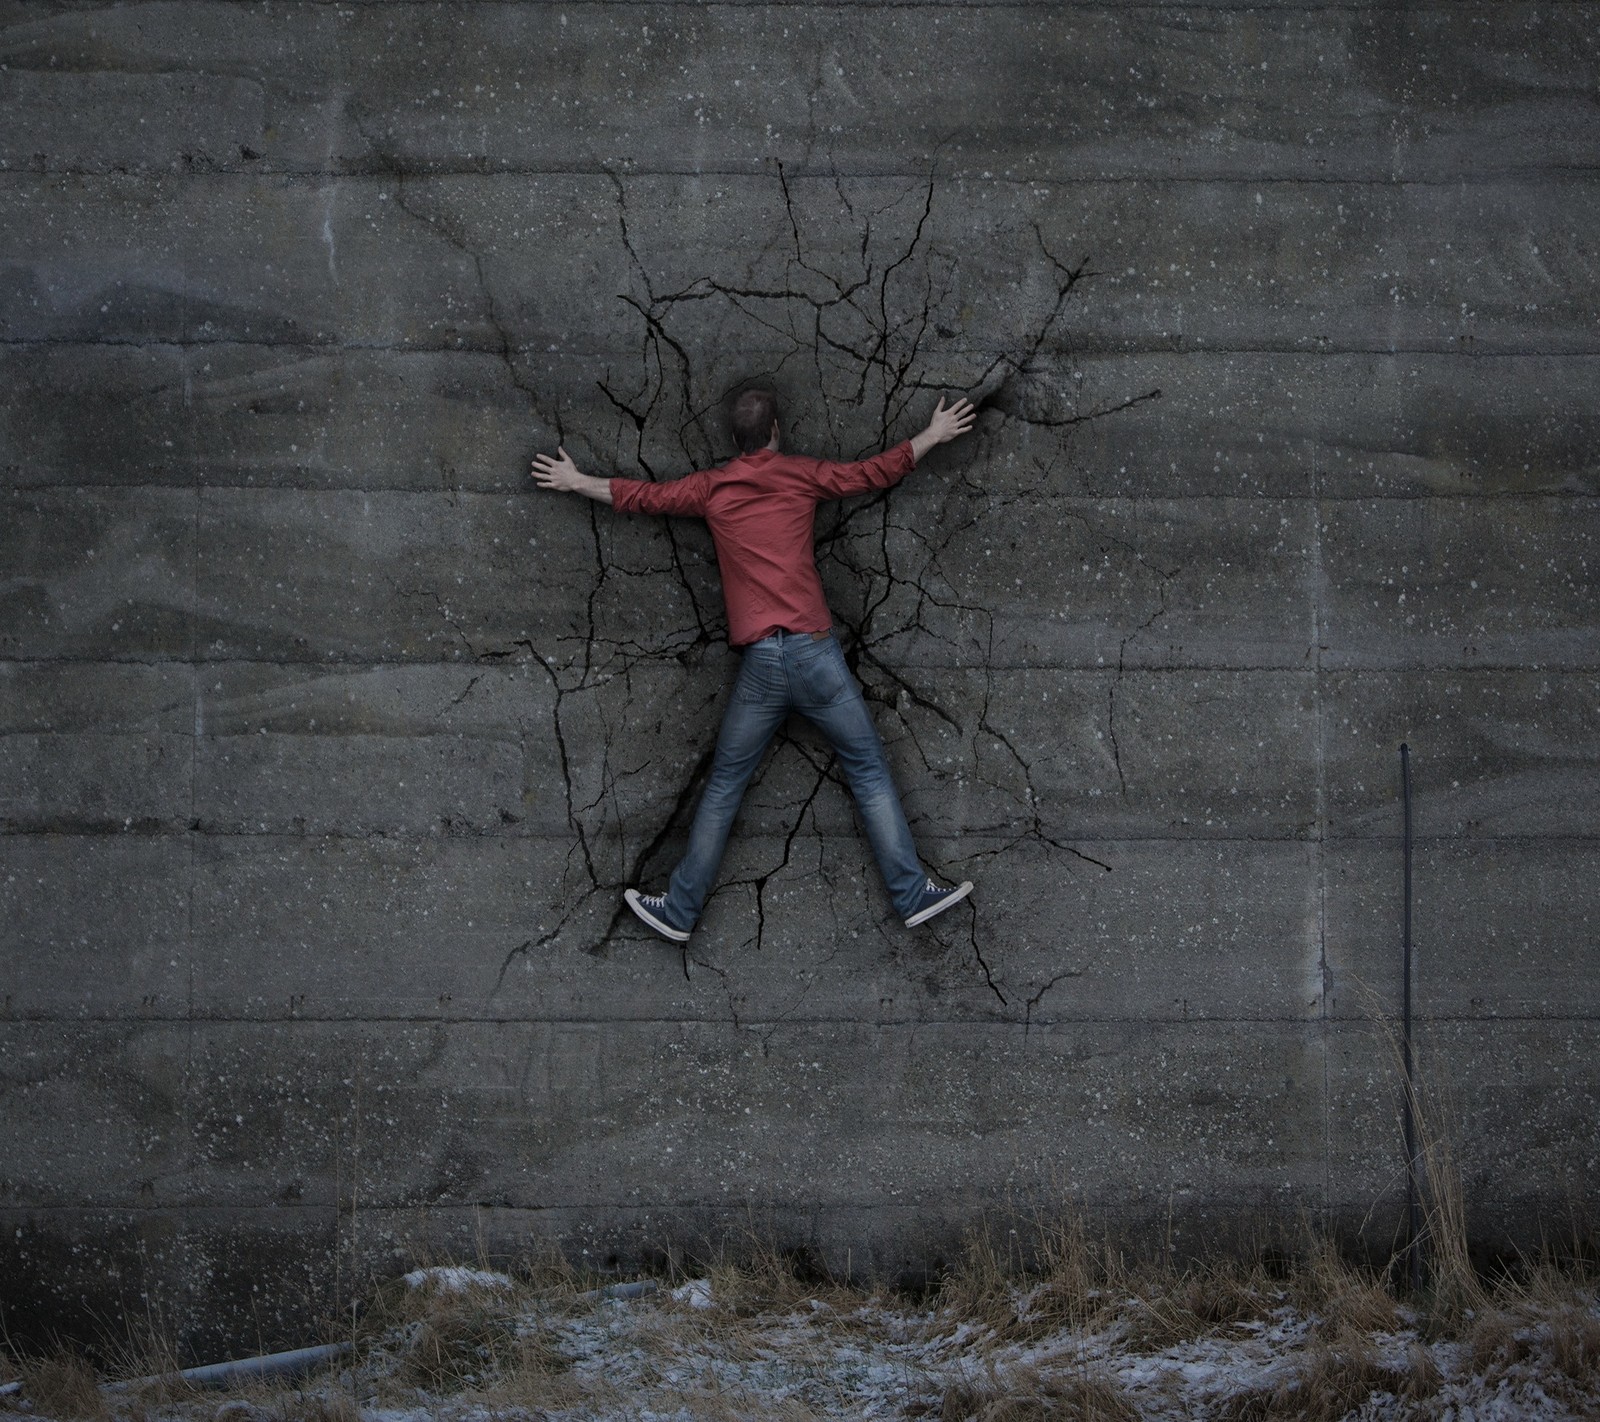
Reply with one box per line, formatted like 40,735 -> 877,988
728,387 -> 779,454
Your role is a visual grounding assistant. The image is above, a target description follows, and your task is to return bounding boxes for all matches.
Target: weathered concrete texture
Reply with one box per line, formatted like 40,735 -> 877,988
0,1205 -> 341,1365
7,347 -> 1598,497
1328,1019 -> 1600,1224
2,5 -> 1597,181
2,1017 -> 1332,1214
1324,671 -> 1600,837
5,174 -> 1596,356
1,488 -> 196,659
1326,839 -> 1600,1020
1321,498 -> 1599,668
2,0 -> 1598,1361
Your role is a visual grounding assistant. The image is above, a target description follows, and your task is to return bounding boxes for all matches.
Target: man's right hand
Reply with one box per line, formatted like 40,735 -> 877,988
910,396 -> 978,463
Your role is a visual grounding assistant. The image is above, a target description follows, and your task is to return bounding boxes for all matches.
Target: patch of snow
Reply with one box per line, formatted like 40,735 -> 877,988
401,1266 -> 514,1294
669,1277 -> 714,1309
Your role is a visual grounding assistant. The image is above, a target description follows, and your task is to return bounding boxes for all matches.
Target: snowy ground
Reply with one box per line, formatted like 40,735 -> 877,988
4,1262 -> 1598,1421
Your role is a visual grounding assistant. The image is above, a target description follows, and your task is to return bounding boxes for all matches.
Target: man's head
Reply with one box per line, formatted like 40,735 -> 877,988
729,387 -> 780,454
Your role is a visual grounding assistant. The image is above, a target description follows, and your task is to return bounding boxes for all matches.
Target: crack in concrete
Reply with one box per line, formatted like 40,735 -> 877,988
355,159 -> 1160,1023
1104,536 -> 1180,798
352,118 -> 569,447
964,911 -> 1007,1007
1023,969 -> 1085,1036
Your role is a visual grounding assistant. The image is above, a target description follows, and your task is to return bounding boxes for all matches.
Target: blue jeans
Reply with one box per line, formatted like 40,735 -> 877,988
660,631 -> 927,928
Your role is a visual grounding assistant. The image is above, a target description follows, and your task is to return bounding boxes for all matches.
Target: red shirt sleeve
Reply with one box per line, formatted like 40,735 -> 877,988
798,440 -> 918,500
610,470 -> 714,518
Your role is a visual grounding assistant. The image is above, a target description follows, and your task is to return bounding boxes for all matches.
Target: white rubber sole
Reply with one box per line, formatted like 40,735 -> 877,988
903,879 -> 974,928
624,888 -> 691,942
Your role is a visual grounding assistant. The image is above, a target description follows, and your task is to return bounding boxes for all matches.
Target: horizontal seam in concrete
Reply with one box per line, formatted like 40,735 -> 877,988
4,823 -> 1598,840
4,1012 -> 1595,1026
10,487 -> 1594,501
8,491 -> 1600,506
1324,833 -> 1600,843
0,1203 -> 345,1215
7,656 -> 1598,672
8,340 -> 1600,360
7,163 -> 1600,183
7,659 -> 1600,676
10,0 -> 1588,12
5,170 -> 1600,188
7,339 -> 1600,359
0,1202 -> 1487,1222
0,1206 -> 1572,1234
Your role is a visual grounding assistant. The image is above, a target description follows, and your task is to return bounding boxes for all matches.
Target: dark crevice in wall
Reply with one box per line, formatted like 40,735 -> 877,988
413,160 -> 1161,1018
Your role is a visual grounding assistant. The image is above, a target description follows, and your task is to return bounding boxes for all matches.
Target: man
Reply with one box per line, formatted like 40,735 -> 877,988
531,387 -> 977,942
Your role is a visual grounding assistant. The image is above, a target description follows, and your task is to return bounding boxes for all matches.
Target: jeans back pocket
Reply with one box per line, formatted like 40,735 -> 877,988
732,646 -> 784,704
791,640 -> 848,708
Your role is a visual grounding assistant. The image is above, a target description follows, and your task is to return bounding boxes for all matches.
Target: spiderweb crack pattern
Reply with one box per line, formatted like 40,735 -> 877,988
367,156 -> 1166,1023
566,165 -> 1171,1025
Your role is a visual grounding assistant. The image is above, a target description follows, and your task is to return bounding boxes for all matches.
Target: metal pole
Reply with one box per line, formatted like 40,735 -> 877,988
1401,743 -> 1422,1292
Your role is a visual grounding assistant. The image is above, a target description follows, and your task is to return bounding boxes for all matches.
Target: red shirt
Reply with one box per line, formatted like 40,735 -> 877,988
610,442 -> 918,646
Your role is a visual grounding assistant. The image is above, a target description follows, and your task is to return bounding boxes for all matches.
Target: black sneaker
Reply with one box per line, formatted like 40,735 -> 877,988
903,878 -> 974,928
624,889 -> 691,942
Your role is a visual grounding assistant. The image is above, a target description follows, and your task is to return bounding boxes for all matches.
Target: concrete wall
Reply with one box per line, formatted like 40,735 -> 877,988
3,0 -> 1597,1357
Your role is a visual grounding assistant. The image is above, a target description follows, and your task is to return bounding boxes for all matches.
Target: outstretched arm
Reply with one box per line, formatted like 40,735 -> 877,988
531,446 -> 614,505
908,395 -> 977,464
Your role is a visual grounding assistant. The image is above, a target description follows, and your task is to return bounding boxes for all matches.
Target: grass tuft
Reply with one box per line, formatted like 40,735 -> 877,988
1549,1304 -> 1600,1384
1120,1257 -> 1274,1351
1216,1330 -> 1434,1422
10,1211 -> 1598,1421
17,1351 -> 111,1421
939,1363 -> 1140,1421
1291,1238 -> 1404,1338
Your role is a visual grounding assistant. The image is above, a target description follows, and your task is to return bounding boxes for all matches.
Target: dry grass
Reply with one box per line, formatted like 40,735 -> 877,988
938,1219 -> 1383,1357
16,1351 -> 112,1421
354,1265 -> 586,1410
1468,1307 -> 1527,1373
937,1362 -> 1140,1422
1289,1238 -> 1404,1338
1119,1256 -> 1277,1351
937,1216 -> 1133,1344
1467,1289 -> 1600,1413
927,1200 -> 1595,1421
1348,983 -> 1491,1334
1409,1114 -> 1490,1331
267,1391 -> 363,1422
1548,1304 -> 1600,1382
7,1212 -> 1597,1422
691,1231 -> 866,1323
355,1244 -> 852,1419
1215,1328 -> 1439,1422
397,1304 -> 519,1391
